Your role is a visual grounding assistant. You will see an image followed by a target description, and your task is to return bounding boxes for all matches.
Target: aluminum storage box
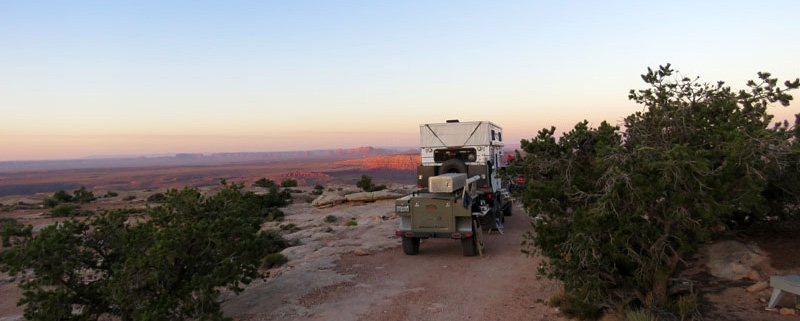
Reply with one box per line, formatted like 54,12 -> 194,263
429,173 -> 467,193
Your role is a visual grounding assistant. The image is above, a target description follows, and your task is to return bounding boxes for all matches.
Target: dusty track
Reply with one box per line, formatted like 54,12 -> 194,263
224,203 -> 565,320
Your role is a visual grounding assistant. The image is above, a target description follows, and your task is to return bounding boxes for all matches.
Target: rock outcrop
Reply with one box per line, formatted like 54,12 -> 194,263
312,190 -> 403,207
704,240 -> 767,280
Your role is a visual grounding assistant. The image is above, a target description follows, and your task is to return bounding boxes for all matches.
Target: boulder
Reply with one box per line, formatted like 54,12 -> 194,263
704,240 -> 767,280
779,308 -> 796,316
353,249 -> 370,256
311,194 -> 346,207
345,192 -> 375,202
372,190 -> 403,200
748,269 -> 761,281
746,281 -> 768,293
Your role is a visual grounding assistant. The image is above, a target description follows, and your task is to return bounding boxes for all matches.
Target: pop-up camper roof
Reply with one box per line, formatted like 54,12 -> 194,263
419,121 -> 501,148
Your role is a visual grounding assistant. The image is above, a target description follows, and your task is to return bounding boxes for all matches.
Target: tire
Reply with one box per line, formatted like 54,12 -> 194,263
440,159 -> 468,174
402,237 -> 420,255
503,201 -> 513,217
461,236 -> 477,256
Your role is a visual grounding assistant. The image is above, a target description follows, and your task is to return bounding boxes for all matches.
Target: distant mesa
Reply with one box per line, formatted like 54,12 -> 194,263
279,170 -> 331,178
335,154 -> 420,171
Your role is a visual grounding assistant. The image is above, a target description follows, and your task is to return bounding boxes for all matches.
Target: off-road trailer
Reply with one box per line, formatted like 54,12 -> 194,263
395,120 -> 512,256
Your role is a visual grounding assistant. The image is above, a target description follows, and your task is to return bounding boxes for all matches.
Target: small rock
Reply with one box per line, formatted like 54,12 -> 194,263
748,269 -> 761,281
353,249 -> 370,256
759,297 -> 767,303
746,281 -> 768,293
779,308 -> 796,316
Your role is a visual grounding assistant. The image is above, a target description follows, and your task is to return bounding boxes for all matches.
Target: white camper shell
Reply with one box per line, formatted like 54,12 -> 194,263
419,120 -> 505,192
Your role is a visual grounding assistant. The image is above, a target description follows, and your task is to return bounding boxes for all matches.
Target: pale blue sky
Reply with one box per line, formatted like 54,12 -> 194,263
1,1 -> 798,160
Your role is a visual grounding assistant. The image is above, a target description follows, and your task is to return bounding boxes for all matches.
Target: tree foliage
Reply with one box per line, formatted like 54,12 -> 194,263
510,65 -> 800,316
0,182 -> 290,321
253,178 -> 277,189
356,175 -> 386,192
280,179 -> 298,188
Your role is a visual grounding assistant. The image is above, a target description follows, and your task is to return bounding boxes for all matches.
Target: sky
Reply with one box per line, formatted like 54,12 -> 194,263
1,1 -> 799,161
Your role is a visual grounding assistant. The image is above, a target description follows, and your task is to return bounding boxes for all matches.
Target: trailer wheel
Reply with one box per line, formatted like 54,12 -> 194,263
461,236 -> 477,256
402,237 -> 420,255
503,200 -> 513,216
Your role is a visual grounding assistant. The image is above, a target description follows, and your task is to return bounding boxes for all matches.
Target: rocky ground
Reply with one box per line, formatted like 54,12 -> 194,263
2,186 -> 800,320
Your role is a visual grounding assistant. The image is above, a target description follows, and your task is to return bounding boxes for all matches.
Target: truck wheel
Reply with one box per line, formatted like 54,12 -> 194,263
461,236 -> 477,256
402,237 -> 420,255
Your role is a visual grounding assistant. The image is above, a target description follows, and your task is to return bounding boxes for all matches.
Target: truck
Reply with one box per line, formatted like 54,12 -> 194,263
395,120 -> 512,256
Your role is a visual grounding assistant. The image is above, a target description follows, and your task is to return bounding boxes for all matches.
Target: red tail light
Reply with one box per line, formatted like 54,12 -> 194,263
482,184 -> 488,188
405,232 -> 414,237
417,184 -> 423,188
465,233 -> 472,237
451,233 -> 461,238
516,177 -> 525,182
487,193 -> 492,199
396,231 -> 402,236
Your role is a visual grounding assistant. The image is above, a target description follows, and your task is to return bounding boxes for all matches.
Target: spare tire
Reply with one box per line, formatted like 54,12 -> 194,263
440,159 -> 468,174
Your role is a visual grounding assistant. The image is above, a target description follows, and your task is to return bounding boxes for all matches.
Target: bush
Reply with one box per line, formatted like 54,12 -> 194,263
324,215 -> 337,223
263,253 -> 287,269
311,189 -> 323,195
510,65 -> 800,313
106,191 -> 119,197
1,218 -> 31,247
279,223 -> 300,233
72,186 -> 97,204
625,310 -> 655,321
314,185 -> 324,190
49,204 -> 82,217
52,190 -> 73,203
42,197 -> 59,208
345,219 -> 357,226
356,175 -> 386,192
254,178 -> 277,189
146,193 -> 166,203
281,179 -> 298,188
122,195 -> 136,201
0,182 -> 290,320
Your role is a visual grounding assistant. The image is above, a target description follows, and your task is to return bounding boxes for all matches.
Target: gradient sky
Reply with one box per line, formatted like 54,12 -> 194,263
2,1 -> 799,161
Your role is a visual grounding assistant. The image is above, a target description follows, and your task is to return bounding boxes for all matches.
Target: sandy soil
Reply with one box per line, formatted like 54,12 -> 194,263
222,201 -> 564,321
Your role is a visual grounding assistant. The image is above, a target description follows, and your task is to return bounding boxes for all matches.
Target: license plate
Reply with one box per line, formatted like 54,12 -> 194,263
396,205 -> 410,213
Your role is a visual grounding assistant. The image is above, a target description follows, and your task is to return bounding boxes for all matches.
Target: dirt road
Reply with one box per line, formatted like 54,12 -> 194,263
224,203 -> 565,320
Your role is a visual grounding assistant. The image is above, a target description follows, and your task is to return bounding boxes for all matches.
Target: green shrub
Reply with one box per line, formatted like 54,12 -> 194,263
314,185 -> 324,190
345,219 -> 357,226
0,182 -> 290,320
49,204 -> 80,217
42,197 -> 59,208
510,65 -> 800,313
1,218 -> 31,247
263,253 -> 287,269
52,190 -> 73,203
356,175 -> 386,192
676,292 -> 697,320
105,191 -> 118,197
279,223 -> 300,233
311,189 -> 323,195
72,186 -> 96,204
625,310 -> 655,321
546,291 -> 602,320
254,178 -> 277,189
324,215 -> 337,223
280,179 -> 298,188
146,193 -> 166,203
